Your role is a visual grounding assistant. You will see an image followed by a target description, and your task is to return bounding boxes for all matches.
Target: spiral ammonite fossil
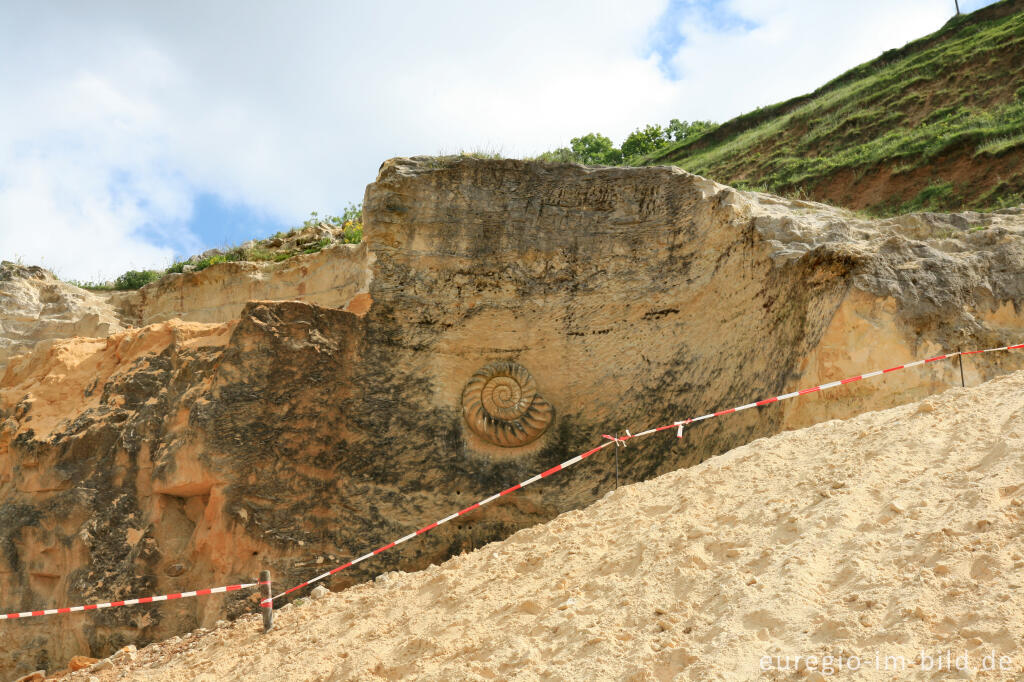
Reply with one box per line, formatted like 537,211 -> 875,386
461,361 -> 554,447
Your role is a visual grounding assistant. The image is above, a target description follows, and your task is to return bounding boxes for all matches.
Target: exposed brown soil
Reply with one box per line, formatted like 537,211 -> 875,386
809,144 -> 1024,212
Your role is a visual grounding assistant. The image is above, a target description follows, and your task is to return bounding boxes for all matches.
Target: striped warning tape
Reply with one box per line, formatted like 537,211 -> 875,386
0,583 -> 256,621
268,342 -> 1024,603
4,343 -> 1021,618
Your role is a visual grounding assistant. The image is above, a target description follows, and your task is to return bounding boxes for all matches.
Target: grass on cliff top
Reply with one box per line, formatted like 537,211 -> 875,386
69,207 -> 363,291
163,235 -> 335,275
640,1 -> 1024,214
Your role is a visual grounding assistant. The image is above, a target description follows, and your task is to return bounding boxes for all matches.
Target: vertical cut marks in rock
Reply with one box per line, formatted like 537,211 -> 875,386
461,361 -> 554,448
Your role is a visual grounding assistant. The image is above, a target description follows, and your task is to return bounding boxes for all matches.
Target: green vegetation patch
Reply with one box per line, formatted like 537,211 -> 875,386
899,181 -> 957,213
534,119 -> 716,166
71,204 -> 363,291
637,4 -> 1024,214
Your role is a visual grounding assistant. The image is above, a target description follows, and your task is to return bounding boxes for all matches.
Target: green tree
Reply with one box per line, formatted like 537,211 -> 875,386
113,269 -> 163,290
666,118 -> 716,142
621,124 -> 669,159
570,133 -> 623,165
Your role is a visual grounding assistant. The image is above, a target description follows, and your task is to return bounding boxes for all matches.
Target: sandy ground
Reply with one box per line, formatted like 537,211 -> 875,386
72,371 -> 1023,681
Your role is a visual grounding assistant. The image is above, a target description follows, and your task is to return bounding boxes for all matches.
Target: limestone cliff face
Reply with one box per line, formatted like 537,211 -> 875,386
361,158 -> 1023,481
1,158 -> 1022,677
0,263 -> 127,375
115,241 -> 370,327
0,242 -> 369,377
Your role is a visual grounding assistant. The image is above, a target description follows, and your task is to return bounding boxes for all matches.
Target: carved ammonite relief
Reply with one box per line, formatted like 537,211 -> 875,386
461,361 -> 554,447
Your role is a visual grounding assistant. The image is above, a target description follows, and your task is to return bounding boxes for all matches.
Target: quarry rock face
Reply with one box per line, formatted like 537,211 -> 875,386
73,369 -> 1024,680
0,241 -> 369,377
118,241 -> 370,327
1,158 -> 1023,676
0,262 -> 127,375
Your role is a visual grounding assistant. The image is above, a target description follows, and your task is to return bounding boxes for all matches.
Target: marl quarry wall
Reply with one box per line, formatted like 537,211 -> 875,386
1,158 -> 1022,677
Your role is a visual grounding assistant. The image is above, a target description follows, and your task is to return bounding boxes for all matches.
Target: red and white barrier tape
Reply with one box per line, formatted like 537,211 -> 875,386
4,344 -> 1020,618
0,583 -> 256,621
269,342 -> 1023,604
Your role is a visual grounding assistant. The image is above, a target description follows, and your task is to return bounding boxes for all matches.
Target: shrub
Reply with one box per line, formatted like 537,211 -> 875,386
534,117 -> 718,166
570,133 -> 623,165
301,203 -> 363,242
535,147 -> 578,164
113,269 -> 163,290
342,222 -> 362,244
666,118 -> 715,142
339,203 -> 363,228
621,124 -> 670,159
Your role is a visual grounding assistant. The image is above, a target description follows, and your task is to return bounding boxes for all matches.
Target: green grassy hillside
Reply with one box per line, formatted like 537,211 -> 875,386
642,0 -> 1024,214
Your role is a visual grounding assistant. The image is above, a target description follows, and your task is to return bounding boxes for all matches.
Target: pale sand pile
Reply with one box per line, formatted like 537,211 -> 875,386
80,371 -> 1024,681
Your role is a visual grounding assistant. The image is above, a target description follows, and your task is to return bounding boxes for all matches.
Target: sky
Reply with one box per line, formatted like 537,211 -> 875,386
0,0 -> 998,281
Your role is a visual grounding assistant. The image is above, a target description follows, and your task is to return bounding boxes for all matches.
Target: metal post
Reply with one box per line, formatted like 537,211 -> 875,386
259,570 -> 274,632
958,347 -> 966,388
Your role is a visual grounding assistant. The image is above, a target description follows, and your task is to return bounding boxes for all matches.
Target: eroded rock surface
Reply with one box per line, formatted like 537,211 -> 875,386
0,263 -> 127,375
0,241 -> 369,377
116,241 -> 370,327
1,158 -> 1022,676
70,369 -> 1024,681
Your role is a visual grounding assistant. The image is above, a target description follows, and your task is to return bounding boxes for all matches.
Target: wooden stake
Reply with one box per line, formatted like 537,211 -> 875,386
259,570 -> 274,632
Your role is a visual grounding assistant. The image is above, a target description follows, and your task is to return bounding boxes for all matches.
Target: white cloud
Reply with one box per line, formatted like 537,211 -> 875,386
0,0 -> 977,280
665,0 -> 953,121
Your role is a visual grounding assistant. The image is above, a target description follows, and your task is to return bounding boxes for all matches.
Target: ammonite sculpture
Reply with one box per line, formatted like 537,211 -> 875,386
461,361 -> 554,447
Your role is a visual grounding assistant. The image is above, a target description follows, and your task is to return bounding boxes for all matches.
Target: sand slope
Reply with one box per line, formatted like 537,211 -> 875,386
77,371 -> 1024,681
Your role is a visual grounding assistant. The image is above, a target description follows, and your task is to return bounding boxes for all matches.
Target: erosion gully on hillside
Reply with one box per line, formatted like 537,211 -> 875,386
1,158 -> 1022,677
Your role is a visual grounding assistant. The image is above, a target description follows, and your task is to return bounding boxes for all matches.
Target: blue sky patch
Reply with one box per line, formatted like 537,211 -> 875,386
646,0 -> 758,80
181,193 -> 288,259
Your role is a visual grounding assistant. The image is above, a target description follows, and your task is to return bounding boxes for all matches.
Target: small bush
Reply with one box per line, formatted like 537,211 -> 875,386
342,222 -> 362,244
300,204 -> 363,241
534,147 -> 579,164
113,269 -> 163,290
